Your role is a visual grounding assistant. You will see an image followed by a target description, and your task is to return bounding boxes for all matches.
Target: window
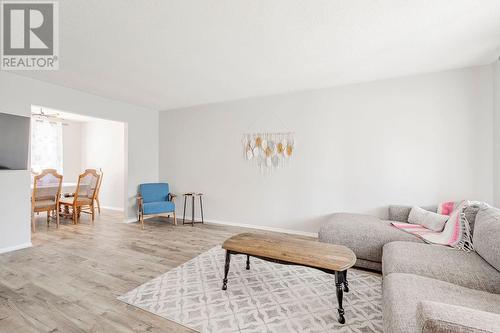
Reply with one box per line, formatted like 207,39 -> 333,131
30,118 -> 63,174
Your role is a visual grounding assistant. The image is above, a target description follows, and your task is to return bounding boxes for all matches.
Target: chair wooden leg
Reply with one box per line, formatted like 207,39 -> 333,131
96,198 -> 101,214
173,211 -> 177,226
72,207 -> 77,225
56,206 -> 60,228
91,206 -> 95,223
140,212 -> 144,230
31,210 -> 36,233
47,210 -> 50,226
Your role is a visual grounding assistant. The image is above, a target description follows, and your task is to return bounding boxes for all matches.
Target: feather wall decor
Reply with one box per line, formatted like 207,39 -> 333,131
242,132 -> 295,174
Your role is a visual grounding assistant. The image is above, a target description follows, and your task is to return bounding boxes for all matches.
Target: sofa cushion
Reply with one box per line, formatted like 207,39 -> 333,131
383,273 -> 500,333
473,206 -> 500,271
383,241 -> 500,294
417,301 -> 500,333
408,206 -> 448,231
143,201 -> 175,215
464,205 -> 480,234
388,205 -> 437,222
318,213 -> 422,265
389,205 -> 413,223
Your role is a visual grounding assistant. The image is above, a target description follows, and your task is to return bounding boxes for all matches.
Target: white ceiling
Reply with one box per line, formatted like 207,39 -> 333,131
15,0 -> 500,111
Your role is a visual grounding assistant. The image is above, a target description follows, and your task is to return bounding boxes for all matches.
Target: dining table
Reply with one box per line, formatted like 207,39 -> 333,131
31,182 -> 83,196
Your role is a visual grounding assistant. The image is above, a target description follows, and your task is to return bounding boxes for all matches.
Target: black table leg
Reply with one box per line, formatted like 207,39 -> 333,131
199,195 -> 204,223
182,196 -> 187,223
335,271 -> 346,324
343,270 -> 349,292
191,195 -> 194,227
246,255 -> 250,270
222,250 -> 231,290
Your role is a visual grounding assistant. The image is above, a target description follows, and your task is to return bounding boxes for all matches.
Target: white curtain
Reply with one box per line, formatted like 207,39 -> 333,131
31,119 -> 63,174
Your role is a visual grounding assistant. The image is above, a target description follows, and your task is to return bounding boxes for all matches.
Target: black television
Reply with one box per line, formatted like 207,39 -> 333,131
0,112 -> 30,170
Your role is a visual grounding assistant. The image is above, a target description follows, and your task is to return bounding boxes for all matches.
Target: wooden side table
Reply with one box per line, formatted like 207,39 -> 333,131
182,193 -> 204,226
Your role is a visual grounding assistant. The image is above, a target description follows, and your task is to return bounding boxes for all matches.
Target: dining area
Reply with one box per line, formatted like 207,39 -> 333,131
27,107 -> 127,233
31,168 -> 103,232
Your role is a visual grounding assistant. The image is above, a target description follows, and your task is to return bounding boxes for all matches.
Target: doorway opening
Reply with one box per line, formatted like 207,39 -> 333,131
30,105 -> 127,227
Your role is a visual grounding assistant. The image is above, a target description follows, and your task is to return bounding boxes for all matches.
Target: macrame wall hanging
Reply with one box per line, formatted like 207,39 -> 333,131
242,132 -> 295,174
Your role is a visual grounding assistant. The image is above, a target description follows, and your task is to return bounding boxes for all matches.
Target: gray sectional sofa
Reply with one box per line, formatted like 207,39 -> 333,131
319,205 -> 500,333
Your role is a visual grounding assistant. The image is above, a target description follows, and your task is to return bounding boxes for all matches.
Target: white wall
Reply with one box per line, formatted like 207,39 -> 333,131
81,120 -> 125,211
159,66 -> 494,234
0,170 -> 31,253
0,108 -> 32,252
0,71 -> 158,252
494,60 -> 500,207
62,120 -> 82,182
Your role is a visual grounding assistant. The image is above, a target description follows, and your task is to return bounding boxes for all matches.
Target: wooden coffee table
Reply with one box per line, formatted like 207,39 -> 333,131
221,233 -> 357,324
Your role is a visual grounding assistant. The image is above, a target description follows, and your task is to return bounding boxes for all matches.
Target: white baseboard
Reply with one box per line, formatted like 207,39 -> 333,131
0,242 -> 32,254
203,218 -> 318,238
101,206 -> 124,212
121,214 -> 317,238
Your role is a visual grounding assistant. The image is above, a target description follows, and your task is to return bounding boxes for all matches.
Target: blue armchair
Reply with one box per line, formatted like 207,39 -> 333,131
137,183 -> 177,229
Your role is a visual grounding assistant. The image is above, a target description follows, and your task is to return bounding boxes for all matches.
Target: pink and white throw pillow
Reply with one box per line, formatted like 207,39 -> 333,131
437,201 -> 461,216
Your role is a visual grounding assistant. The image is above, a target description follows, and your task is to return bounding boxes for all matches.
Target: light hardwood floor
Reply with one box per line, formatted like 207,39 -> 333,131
0,210 -> 286,332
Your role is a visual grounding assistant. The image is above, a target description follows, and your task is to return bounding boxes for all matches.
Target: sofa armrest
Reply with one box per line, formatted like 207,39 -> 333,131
417,301 -> 500,333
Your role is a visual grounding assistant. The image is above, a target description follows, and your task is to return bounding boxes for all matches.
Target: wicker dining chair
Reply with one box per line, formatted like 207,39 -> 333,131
88,168 -> 103,214
60,169 -> 100,224
31,169 -> 63,232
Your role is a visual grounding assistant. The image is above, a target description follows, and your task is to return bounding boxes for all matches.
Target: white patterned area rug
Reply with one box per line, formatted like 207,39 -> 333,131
118,246 -> 382,333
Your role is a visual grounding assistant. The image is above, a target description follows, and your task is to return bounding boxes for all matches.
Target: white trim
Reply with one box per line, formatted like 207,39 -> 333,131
203,218 -> 318,238
0,242 -> 32,254
122,214 -> 318,237
101,206 -> 124,212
